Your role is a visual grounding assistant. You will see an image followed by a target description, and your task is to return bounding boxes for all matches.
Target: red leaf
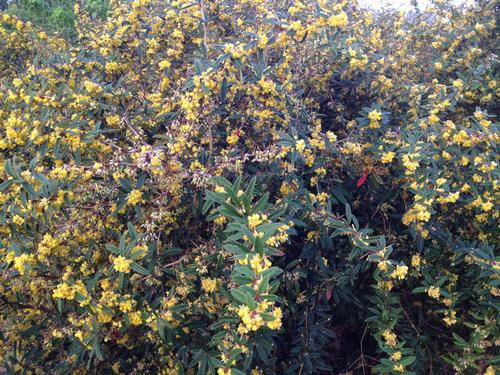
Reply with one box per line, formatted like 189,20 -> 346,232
326,286 -> 333,301
356,170 -> 369,188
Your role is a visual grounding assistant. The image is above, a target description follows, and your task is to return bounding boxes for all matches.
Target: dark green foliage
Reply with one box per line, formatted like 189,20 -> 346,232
6,0 -> 108,37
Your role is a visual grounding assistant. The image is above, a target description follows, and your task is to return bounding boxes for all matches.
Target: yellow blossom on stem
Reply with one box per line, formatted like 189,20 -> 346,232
427,286 -> 440,299
390,265 -> 408,280
113,255 -> 132,273
127,189 -> 143,206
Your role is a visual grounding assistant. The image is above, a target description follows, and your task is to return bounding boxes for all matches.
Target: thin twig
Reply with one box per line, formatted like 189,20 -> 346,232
360,324 -> 368,375
399,302 -> 420,336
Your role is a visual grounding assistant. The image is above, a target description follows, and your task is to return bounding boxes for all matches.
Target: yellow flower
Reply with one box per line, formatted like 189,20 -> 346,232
390,265 -> 408,280
247,254 -> 271,274
443,310 -> 456,326
452,79 -> 464,89
12,253 -> 35,275
53,282 -> 76,300
113,255 -> 132,273
119,299 -> 134,312
201,278 -> 218,293
327,12 -> 348,28
75,330 -> 85,343
390,351 -> 402,361
12,215 -> 25,225
411,254 -> 421,268
238,305 -> 264,331
429,113 -> 439,124
83,80 -> 102,95
427,286 -> 440,299
382,329 -> 397,347
106,115 -> 120,127
368,110 -> 382,122
326,131 -> 337,143
402,154 -> 419,174
105,61 -> 120,74
258,33 -> 268,48
381,151 -> 396,164
377,280 -> 393,291
393,364 -> 405,372
214,216 -> 227,225
129,311 -> 143,326
127,189 -> 143,206
378,260 -> 390,272
248,214 -> 263,229
158,60 -> 171,70
226,133 -> 239,145
267,307 -> 282,330
295,139 -> 306,153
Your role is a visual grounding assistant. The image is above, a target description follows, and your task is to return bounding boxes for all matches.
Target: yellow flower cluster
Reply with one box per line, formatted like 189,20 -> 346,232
327,12 -> 347,28
247,213 -> 267,229
113,255 -> 132,273
381,151 -> 395,164
368,109 -> 382,129
201,278 -> 218,293
427,286 -> 440,299
390,265 -> 408,280
127,189 -> 143,206
6,252 -> 35,275
237,304 -> 282,333
382,329 -> 397,347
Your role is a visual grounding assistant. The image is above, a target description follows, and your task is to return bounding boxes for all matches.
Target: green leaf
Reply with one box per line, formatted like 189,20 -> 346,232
244,176 -> 257,201
233,265 -> 255,279
224,186 -> 240,206
164,247 -> 183,256
105,244 -> 121,255
130,248 -> 146,260
252,192 -> 269,214
131,262 -> 150,275
223,243 -> 248,256
86,269 -> 102,291
241,194 -> 251,215
412,287 -> 427,293
230,288 -> 248,304
202,199 -> 213,215
220,77 -> 228,103
119,178 -> 133,192
127,222 -> 138,240
220,201 -> 242,219
256,222 -> 282,240
22,182 -> 37,197
345,203 -> 352,224
119,233 -> 126,252
401,356 -> 416,366
254,235 -> 264,253
209,176 -> 233,190
205,190 -> 226,205
92,340 -> 104,361
262,267 -> 283,279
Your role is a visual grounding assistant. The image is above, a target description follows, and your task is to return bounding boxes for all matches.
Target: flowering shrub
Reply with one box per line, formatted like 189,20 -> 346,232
0,0 -> 498,374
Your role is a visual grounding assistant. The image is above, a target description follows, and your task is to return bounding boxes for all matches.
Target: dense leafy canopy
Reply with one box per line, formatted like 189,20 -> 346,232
0,0 -> 498,374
